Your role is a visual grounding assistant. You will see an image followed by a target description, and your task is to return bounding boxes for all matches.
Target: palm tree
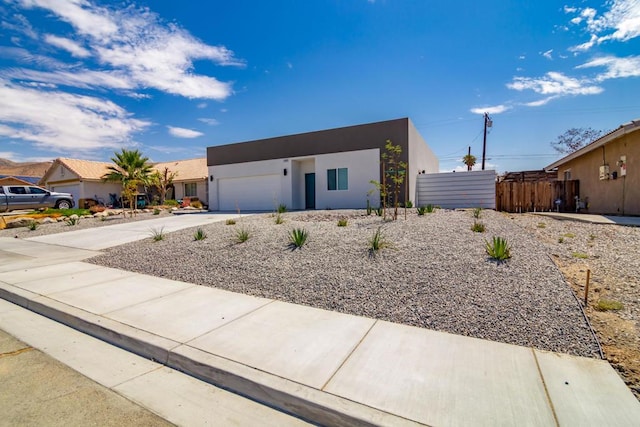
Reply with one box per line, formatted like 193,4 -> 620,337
462,154 -> 477,171
102,149 -> 152,216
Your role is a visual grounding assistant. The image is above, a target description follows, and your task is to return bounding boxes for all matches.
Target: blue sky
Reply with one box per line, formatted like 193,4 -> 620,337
0,0 -> 638,173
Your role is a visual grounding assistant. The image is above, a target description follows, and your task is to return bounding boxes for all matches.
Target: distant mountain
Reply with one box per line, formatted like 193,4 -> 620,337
0,158 -> 53,178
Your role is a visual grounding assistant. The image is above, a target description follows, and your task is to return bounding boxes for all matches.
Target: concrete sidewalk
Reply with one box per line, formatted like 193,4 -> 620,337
25,212 -> 242,250
1,235 -> 639,426
534,212 -> 640,226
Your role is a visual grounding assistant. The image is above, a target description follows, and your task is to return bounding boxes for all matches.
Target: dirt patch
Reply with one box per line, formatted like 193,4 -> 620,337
510,214 -> 640,400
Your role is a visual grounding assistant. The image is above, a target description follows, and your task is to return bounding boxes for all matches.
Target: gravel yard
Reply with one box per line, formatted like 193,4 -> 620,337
87,209 -> 601,358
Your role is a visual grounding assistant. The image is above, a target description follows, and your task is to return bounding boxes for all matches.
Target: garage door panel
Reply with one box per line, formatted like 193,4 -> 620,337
218,175 -> 280,211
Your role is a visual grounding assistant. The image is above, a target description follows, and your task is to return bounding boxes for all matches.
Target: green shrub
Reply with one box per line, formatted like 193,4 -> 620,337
485,236 -> 511,261
153,208 -> 161,215
337,218 -> 348,227
40,208 -> 90,217
369,227 -> 389,254
27,220 -> 39,231
191,200 -> 203,209
572,252 -> 589,259
537,222 -> 546,228
375,207 -> 383,217
288,228 -> 309,249
471,221 -> 485,233
405,200 -> 414,209
558,237 -> 564,243
366,199 -> 373,216
595,299 -> 624,311
226,218 -> 236,225
563,233 -> 575,238
164,199 -> 179,207
277,203 -> 287,214
193,227 -> 207,241
275,213 -> 284,225
235,227 -> 250,243
65,217 -> 80,226
149,227 -> 165,241
472,207 -> 482,219
417,205 -> 435,215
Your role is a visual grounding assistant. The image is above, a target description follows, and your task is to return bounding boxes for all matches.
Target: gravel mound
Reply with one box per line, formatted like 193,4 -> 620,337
88,209 -> 601,357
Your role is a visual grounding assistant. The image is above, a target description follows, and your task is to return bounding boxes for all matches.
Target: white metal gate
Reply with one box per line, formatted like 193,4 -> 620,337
416,170 -> 496,209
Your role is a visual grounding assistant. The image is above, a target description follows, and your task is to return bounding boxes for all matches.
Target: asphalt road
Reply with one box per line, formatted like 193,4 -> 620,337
0,328 -> 174,427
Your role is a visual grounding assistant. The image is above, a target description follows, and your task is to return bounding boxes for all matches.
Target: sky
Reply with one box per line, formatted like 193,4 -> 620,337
0,0 -> 638,173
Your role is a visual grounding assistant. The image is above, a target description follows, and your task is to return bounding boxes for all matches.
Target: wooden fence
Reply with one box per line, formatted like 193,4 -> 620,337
496,180 -> 579,213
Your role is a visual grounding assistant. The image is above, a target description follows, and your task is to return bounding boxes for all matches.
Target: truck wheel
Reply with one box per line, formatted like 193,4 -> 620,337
56,200 -> 72,209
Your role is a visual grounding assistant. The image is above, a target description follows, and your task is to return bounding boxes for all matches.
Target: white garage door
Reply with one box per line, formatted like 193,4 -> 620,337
51,184 -> 80,207
218,175 -> 281,211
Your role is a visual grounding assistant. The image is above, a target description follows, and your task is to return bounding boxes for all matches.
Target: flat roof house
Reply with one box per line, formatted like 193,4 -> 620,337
545,118 -> 639,215
206,118 -> 439,211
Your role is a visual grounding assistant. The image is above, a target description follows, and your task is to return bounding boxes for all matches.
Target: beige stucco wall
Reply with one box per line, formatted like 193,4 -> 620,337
555,131 -> 639,215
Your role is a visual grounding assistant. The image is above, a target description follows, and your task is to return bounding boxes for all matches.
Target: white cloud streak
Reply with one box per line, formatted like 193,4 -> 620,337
470,105 -> 511,115
0,79 -> 149,151
507,71 -> 603,96
197,118 -> 219,126
577,55 -> 640,80
44,34 -> 90,57
167,126 -> 203,138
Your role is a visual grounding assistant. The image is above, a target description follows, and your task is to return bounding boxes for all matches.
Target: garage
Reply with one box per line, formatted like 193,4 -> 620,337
50,184 -> 80,207
218,175 -> 281,211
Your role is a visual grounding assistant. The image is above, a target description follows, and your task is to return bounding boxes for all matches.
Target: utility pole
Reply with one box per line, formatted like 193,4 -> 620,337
481,112 -> 492,170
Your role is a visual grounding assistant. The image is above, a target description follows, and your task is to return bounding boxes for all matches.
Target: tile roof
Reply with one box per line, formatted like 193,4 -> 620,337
43,157 -> 208,182
152,157 -> 207,181
56,158 -> 113,180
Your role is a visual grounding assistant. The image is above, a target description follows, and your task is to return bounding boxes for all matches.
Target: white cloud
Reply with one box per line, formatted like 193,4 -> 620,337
0,79 -> 149,151
470,105 -> 511,115
287,62 -> 293,69
507,71 -> 603,96
44,34 -> 90,57
564,6 -> 577,13
518,55 -> 526,60
0,13 -> 38,39
12,0 -> 243,100
577,55 -> 640,80
568,0 -> 640,50
1,68 -> 133,90
198,118 -> 219,126
522,96 -> 558,107
542,49 -> 553,60
197,102 -> 207,109
167,126 -> 203,138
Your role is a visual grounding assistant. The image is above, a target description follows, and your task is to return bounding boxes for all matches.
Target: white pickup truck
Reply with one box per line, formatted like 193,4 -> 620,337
0,185 -> 74,212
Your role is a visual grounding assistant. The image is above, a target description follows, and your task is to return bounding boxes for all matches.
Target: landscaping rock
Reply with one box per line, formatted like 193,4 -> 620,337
5,218 -> 32,229
41,217 -> 56,224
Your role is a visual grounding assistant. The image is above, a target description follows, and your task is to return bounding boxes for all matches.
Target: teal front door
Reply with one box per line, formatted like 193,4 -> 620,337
304,173 -> 315,209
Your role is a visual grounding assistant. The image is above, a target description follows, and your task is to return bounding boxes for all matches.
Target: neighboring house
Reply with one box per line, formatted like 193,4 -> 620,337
152,158 -> 208,204
206,118 -> 439,211
39,157 -> 209,207
545,118 -> 639,215
0,176 -> 40,186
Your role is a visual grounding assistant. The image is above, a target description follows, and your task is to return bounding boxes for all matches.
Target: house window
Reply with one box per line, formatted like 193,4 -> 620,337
184,182 -> 197,197
327,168 -> 348,191
563,170 -> 571,181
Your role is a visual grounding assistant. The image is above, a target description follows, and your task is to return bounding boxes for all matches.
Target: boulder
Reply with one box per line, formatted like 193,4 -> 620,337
69,214 -> 79,220
41,217 -> 56,224
5,218 -> 32,229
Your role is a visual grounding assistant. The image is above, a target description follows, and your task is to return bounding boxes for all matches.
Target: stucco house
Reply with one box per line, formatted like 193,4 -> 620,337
39,157 -> 208,207
206,118 -> 438,211
545,118 -> 639,215
0,176 -> 40,186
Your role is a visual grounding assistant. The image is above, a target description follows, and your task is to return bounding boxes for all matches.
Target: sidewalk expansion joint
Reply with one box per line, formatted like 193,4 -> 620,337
532,348 -> 560,427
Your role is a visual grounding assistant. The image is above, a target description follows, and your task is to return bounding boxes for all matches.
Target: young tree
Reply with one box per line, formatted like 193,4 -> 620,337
102,149 -> 153,216
462,154 -> 477,171
551,128 -> 605,154
149,166 -> 177,205
369,140 -> 407,220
